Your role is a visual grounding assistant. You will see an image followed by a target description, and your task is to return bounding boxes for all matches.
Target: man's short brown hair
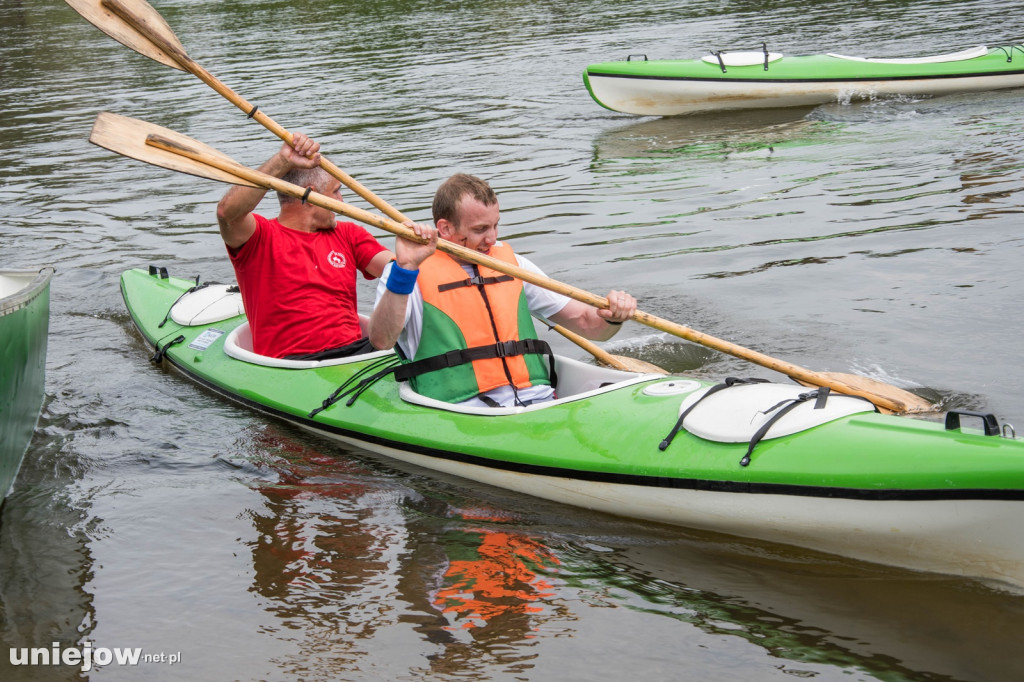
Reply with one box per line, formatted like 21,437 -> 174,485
432,173 -> 498,225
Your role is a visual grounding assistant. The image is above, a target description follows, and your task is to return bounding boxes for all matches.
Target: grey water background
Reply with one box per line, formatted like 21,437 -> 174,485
3,0 -> 1024,679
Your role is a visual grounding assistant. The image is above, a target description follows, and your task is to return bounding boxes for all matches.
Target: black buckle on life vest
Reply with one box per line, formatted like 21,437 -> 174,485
495,340 -> 518,357
438,274 -> 514,292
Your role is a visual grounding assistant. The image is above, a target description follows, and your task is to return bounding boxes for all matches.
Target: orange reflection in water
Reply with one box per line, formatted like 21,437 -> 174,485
433,529 -> 561,631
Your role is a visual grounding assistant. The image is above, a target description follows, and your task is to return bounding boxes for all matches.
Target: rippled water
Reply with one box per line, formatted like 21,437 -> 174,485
2,0 -> 1024,679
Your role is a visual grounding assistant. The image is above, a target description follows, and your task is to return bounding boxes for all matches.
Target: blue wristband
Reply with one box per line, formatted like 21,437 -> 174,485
386,262 -> 419,295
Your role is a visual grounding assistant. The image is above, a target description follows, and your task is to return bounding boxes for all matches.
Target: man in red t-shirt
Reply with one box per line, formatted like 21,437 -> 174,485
216,133 -> 437,359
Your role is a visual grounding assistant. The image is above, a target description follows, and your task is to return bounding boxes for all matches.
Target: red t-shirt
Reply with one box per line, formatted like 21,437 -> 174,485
228,214 -> 387,358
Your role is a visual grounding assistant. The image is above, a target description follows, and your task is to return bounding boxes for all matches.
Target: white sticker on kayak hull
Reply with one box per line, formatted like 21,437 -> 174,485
188,328 -> 225,351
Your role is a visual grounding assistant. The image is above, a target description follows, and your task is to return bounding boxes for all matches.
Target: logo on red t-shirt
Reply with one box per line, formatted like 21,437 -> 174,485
327,251 -> 347,269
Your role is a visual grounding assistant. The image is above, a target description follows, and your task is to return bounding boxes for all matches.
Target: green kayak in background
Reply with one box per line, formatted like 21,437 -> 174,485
584,42 -> 1024,116
0,267 -> 53,506
122,266 -> 1024,590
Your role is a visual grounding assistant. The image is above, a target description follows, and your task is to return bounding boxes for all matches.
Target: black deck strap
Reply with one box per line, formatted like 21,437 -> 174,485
713,51 -> 727,73
247,105 -> 259,119
392,339 -> 555,383
148,265 -> 170,279
308,355 -> 402,417
996,44 -> 1023,62
739,386 -> 873,467
151,335 -> 185,364
158,277 -> 207,328
301,187 -> 312,204
659,377 -> 770,451
738,392 -> 820,467
437,274 -> 514,292
762,42 -> 770,70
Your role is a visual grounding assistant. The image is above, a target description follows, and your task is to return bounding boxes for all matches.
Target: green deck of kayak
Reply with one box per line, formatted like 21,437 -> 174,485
585,47 -> 1024,83
121,268 -> 1024,498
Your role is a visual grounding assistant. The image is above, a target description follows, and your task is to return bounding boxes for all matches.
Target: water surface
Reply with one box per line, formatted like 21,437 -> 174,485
2,0 -> 1024,679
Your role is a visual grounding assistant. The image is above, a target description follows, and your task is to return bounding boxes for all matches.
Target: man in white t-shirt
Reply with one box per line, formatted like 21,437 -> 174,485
370,174 -> 636,408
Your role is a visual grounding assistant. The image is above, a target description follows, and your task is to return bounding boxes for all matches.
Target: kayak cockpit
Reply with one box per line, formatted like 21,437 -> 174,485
224,322 -> 394,368
223,320 -> 674,412
826,45 -> 988,65
397,356 -> 674,416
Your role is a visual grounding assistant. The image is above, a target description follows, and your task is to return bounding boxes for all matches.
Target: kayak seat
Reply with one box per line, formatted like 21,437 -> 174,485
678,382 -> 874,443
224,322 -> 393,369
826,45 -> 988,65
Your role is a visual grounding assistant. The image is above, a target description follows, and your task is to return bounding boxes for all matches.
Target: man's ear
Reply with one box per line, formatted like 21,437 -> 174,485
436,218 -> 456,240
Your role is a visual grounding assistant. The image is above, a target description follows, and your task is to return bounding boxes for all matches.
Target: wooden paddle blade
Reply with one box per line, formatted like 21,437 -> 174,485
64,0 -> 187,71
797,372 -> 935,414
89,112 -> 261,188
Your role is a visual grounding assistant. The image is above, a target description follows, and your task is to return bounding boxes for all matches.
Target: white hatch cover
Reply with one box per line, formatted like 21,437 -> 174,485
169,284 -> 245,326
701,51 -> 783,67
678,382 -> 875,443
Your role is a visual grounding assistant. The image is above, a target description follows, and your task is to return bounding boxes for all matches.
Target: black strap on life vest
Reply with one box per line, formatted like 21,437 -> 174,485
437,274 -> 514,292
659,377 -> 770,451
391,338 -> 557,389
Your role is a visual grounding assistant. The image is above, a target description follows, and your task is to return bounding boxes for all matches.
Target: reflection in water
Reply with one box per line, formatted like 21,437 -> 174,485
413,521 -> 565,678
244,427 -> 569,678
245,429 -> 402,671
590,107 -> 830,164
0,399 -> 96,682
238,424 -> 1024,680
431,528 -> 560,632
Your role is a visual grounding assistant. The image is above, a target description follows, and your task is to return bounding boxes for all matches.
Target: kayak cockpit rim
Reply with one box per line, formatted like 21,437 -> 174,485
224,322 -> 394,368
397,355 -> 680,416
826,45 -> 989,65
223,320 -> 678,414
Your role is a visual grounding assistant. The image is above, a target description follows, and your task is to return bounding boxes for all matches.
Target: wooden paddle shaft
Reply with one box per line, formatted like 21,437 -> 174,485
81,1 -> 665,377
99,0 -> 406,224
535,317 -> 629,371
143,132 -> 914,411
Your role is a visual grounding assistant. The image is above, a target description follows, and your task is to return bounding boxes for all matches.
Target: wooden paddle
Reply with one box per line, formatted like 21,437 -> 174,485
89,112 -> 933,414
532,316 -> 668,374
65,0 -> 404,223
65,0 -> 658,373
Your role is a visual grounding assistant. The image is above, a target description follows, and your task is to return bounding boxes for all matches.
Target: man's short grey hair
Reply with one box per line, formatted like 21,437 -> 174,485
278,167 -> 331,204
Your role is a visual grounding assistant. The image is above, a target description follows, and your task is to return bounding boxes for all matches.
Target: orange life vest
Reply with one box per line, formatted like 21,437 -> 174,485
396,243 -> 552,403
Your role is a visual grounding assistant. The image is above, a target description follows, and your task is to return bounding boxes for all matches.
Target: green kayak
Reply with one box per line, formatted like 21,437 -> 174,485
584,43 -> 1024,116
122,266 -> 1024,589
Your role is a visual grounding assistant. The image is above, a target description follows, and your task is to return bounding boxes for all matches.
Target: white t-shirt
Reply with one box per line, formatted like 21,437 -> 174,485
375,247 -> 571,407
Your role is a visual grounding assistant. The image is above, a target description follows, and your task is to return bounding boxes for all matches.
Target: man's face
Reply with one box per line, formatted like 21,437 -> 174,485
439,196 -> 500,254
310,178 -> 344,229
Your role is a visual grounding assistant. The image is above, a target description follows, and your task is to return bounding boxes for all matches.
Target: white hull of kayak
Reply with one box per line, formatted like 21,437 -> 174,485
587,72 -> 1024,116
309,426 -> 1024,592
